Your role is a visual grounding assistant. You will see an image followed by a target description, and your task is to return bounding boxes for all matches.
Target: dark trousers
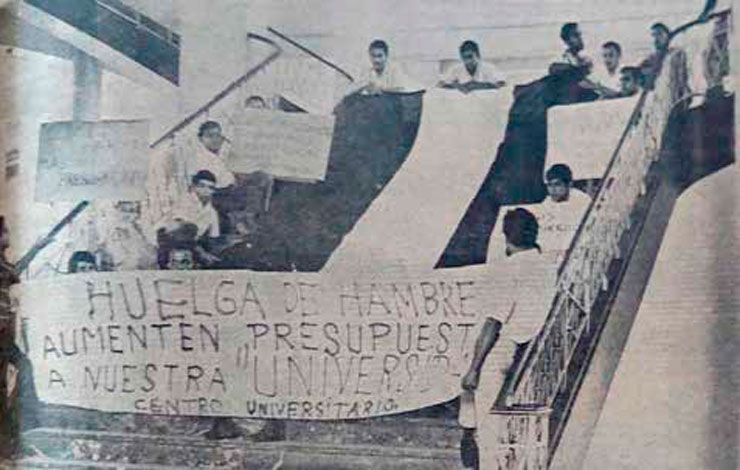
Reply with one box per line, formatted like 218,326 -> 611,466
0,342 -> 40,433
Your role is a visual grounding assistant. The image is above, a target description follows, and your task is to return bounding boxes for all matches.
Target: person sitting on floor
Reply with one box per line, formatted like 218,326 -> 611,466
156,170 -> 222,267
186,121 -> 236,190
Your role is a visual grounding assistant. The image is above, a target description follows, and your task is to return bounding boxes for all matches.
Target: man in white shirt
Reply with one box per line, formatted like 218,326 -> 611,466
186,121 -> 236,189
438,40 -> 506,94
487,164 -> 591,264
535,164 -> 591,262
549,23 -> 593,76
459,208 -> 559,470
591,41 -> 623,99
348,40 -> 418,96
157,170 -> 221,266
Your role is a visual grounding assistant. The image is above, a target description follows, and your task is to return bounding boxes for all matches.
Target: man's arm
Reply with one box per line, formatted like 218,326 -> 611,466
462,318 -> 503,390
461,80 -> 507,93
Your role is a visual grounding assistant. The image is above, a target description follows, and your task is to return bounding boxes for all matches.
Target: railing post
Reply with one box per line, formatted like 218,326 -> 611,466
482,407 -> 551,470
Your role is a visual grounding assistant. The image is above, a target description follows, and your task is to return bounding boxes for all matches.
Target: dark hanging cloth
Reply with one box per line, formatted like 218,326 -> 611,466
437,66 -> 598,268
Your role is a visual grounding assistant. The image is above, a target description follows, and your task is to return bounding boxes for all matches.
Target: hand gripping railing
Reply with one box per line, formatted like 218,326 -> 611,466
488,9 -> 731,469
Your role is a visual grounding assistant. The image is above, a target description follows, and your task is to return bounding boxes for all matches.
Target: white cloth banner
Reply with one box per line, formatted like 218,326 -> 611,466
324,89 -> 513,270
546,96 -> 639,180
17,265 -> 552,420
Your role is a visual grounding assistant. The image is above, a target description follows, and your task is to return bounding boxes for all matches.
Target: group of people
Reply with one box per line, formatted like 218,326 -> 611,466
449,20 -> 685,470
0,15 -> 688,465
344,20 -> 667,101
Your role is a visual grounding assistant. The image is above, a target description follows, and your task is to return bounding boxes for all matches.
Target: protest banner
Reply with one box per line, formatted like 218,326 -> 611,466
547,96 -> 639,179
35,120 -> 150,202
226,109 -> 334,182
14,265 -> 536,420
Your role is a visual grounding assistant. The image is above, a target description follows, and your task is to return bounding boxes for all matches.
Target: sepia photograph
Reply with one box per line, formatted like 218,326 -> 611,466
0,0 -> 737,468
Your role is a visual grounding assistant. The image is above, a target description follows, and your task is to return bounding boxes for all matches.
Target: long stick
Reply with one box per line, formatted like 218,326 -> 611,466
267,26 -> 355,83
15,200 -> 90,275
149,33 -> 283,149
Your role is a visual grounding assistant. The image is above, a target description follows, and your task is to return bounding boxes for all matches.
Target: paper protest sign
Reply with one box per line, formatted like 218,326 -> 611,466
35,120 -> 150,202
227,110 -> 334,182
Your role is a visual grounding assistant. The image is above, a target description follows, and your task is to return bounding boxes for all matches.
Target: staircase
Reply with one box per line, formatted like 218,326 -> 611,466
487,10 -> 734,470
7,7 -> 734,470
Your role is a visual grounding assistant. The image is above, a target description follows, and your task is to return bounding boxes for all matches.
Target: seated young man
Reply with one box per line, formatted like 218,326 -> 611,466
438,40 -> 506,94
156,170 -> 222,267
187,121 -> 236,190
459,208 -> 559,470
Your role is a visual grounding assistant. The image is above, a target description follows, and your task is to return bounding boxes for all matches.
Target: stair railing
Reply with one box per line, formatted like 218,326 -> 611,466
486,9 -> 731,469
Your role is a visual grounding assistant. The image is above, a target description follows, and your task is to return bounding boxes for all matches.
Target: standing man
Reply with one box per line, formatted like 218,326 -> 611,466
0,217 -> 45,456
549,22 -> 593,77
459,208 -> 559,470
639,22 -> 672,89
591,41 -> 623,98
549,22 -> 602,103
438,40 -> 507,93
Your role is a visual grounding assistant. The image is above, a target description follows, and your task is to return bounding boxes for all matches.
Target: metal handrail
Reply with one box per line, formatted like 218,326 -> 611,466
501,8 -> 729,405
149,33 -> 282,149
267,26 -> 355,83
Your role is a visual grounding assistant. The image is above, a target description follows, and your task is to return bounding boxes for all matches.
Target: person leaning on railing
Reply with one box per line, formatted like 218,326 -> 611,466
458,208 -> 559,470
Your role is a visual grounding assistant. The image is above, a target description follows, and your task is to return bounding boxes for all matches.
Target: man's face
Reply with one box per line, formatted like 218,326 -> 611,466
652,27 -> 670,51
620,72 -> 638,96
199,126 -> 224,154
193,178 -> 216,203
567,28 -> 584,52
75,261 -> 97,273
602,46 -> 620,71
168,249 -> 195,270
369,48 -> 387,73
546,178 -> 570,202
461,50 -> 479,72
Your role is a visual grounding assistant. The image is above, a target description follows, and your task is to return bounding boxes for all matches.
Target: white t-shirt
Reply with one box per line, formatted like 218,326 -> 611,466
440,61 -> 506,86
591,65 -> 621,93
359,61 -> 421,93
458,249 -> 558,429
164,191 -> 220,238
531,190 -> 591,261
487,190 -> 591,264
185,143 -> 236,189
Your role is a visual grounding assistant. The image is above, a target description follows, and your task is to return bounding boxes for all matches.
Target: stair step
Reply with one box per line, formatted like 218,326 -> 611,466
19,428 -> 459,469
